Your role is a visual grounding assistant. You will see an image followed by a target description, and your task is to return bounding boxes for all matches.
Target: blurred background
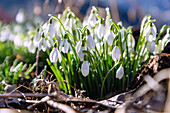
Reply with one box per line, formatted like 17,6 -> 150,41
0,0 -> 170,29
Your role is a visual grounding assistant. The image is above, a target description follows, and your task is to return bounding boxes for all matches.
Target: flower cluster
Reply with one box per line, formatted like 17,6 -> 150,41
32,7 -> 169,98
0,7 -> 169,99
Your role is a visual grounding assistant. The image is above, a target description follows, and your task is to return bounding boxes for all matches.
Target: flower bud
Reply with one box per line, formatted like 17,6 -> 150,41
147,41 -> 155,53
81,61 -> 89,77
116,65 -> 124,79
112,46 -> 120,61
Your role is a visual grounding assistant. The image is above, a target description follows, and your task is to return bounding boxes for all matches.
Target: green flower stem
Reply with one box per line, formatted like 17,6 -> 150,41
156,25 -> 167,44
46,58 -> 67,93
101,61 -> 120,98
61,55 -> 71,94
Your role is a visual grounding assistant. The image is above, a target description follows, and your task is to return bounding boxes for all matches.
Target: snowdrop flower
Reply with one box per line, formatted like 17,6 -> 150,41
38,34 -> 48,52
59,35 -> 70,53
76,39 -> 82,53
97,19 -> 105,39
147,41 -> 155,53
48,23 -> 55,38
33,32 -> 41,47
64,12 -> 76,34
15,9 -> 25,24
145,23 -> 157,42
0,29 -> 10,42
127,33 -> 135,48
14,34 -> 22,46
112,46 -> 120,61
116,65 -> 124,79
86,35 -> 95,49
27,40 -> 36,53
49,47 -> 62,63
88,6 -> 97,27
104,25 -> 115,46
76,39 -> 87,61
86,29 -> 95,49
105,7 -> 111,31
23,37 -> 30,47
81,61 -> 89,77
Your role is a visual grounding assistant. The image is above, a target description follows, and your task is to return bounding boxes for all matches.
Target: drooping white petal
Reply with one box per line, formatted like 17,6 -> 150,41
42,39 -> 47,52
28,41 -> 36,53
86,35 -> 95,49
104,31 -> 114,46
49,48 -> 58,63
147,41 -> 155,53
33,32 -> 40,47
112,46 -> 120,61
97,24 -> 105,39
38,38 -> 47,52
116,65 -> 124,79
81,61 -> 89,77
78,46 -> 86,61
38,38 -> 43,51
23,37 -> 29,47
127,34 -> 135,48
76,40 -> 82,53
14,35 -> 22,46
49,24 -> 55,38
63,39 -> 70,53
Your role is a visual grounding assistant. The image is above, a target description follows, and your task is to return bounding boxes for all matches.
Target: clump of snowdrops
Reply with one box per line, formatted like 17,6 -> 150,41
34,7 -> 169,99
1,7 -> 169,99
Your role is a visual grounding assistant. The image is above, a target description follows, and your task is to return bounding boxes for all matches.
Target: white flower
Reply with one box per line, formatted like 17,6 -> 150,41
97,22 -> 105,39
49,48 -> 62,63
28,40 -> 36,53
127,34 -> 135,48
78,46 -> 86,61
88,8 -> 97,27
15,9 -> 25,24
119,29 -> 125,40
147,41 -> 155,53
86,35 -> 95,49
33,32 -> 41,47
76,40 -> 87,61
104,31 -> 115,46
105,7 -> 111,31
14,34 -> 22,46
23,37 -> 30,47
0,29 -> 10,42
76,39 -> 82,53
116,65 -> 124,79
81,61 -> 89,77
145,23 -> 157,42
59,39 -> 70,53
38,38 -> 48,52
48,24 -> 55,38
112,46 -> 120,61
